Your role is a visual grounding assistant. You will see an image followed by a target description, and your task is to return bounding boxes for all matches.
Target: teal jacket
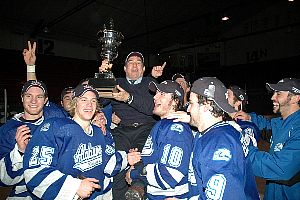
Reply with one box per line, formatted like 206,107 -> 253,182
249,110 -> 300,200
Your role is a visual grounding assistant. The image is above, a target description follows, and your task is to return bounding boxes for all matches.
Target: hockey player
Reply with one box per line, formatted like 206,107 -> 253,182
172,73 -> 191,110
0,80 -> 61,197
227,85 -> 261,148
23,84 -> 141,199
167,77 -> 259,199
60,86 -> 74,114
125,80 -> 193,200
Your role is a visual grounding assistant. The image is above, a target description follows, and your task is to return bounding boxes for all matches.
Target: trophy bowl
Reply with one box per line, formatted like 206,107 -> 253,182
91,18 -> 124,98
98,28 -> 123,63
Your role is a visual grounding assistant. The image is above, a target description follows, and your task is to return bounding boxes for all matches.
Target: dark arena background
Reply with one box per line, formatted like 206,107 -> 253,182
1,0 -> 300,198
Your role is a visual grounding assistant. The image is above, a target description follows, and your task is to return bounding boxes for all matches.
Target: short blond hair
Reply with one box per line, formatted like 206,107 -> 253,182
69,97 -> 101,117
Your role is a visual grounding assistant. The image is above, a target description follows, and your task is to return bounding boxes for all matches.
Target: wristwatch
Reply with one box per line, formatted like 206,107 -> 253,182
124,94 -> 133,104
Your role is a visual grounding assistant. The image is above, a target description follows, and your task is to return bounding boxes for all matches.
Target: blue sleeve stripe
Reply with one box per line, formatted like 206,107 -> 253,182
0,157 -> 23,185
104,150 -> 127,176
33,170 -> 64,198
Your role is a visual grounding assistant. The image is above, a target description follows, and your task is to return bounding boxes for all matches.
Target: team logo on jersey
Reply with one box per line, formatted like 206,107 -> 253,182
40,123 -> 50,132
273,143 -> 283,152
105,144 -> 115,155
142,135 -> 154,156
170,124 -> 183,133
213,148 -> 232,161
73,143 -> 102,172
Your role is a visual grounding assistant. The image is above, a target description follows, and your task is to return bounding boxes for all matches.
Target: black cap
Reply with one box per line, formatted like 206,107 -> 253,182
172,73 -> 191,86
149,80 -> 184,101
21,80 -> 48,95
72,84 -> 99,99
229,85 -> 248,102
125,52 -> 144,63
60,86 -> 74,100
191,77 -> 236,114
266,78 -> 300,94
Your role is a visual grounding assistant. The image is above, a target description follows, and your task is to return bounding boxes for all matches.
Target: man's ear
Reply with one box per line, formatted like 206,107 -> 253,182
143,66 -> 145,72
124,65 -> 126,72
291,94 -> 300,104
236,100 -> 242,108
203,103 -> 212,112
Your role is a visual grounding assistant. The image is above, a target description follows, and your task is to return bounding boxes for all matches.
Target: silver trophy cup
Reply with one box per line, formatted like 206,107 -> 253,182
89,18 -> 124,97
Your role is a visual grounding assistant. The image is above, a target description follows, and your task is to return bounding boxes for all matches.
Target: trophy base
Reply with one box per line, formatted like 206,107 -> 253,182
88,77 -> 117,98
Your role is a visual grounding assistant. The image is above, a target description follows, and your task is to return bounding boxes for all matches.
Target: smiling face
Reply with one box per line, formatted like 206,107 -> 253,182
22,86 -> 48,120
73,91 -> 98,122
153,90 -> 176,118
270,91 -> 292,117
124,56 -> 145,80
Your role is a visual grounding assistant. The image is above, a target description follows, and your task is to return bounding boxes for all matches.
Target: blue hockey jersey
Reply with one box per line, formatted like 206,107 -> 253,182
236,119 -> 261,148
130,119 -> 193,200
0,113 -> 45,188
249,110 -> 300,200
0,100 -> 68,195
44,101 -> 69,118
189,121 -> 259,200
23,117 -> 128,199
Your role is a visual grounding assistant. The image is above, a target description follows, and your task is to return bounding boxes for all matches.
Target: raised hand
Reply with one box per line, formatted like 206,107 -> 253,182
166,111 -> 191,123
151,62 -> 166,78
23,41 -> 36,66
127,148 -> 141,166
15,124 -> 31,153
99,59 -> 113,73
234,110 -> 251,121
112,85 -> 130,102
112,112 -> 121,125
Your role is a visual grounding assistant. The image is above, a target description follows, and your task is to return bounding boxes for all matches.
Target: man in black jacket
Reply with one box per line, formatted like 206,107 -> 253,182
99,52 -> 165,200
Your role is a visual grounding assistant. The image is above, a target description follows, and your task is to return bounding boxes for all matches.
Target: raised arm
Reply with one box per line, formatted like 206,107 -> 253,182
151,62 -> 166,78
23,41 -> 37,81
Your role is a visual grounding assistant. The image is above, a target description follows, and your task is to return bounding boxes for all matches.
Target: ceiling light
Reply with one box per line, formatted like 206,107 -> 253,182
43,26 -> 49,33
221,15 -> 229,21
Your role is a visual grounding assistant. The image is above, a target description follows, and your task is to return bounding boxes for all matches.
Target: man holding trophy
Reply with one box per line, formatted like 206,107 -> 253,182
93,19 -> 165,199
99,53 -> 165,200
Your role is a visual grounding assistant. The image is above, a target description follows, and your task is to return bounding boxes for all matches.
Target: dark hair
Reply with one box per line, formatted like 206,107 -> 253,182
228,85 -> 248,111
172,94 -> 184,111
77,78 -> 90,85
60,86 -> 74,100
